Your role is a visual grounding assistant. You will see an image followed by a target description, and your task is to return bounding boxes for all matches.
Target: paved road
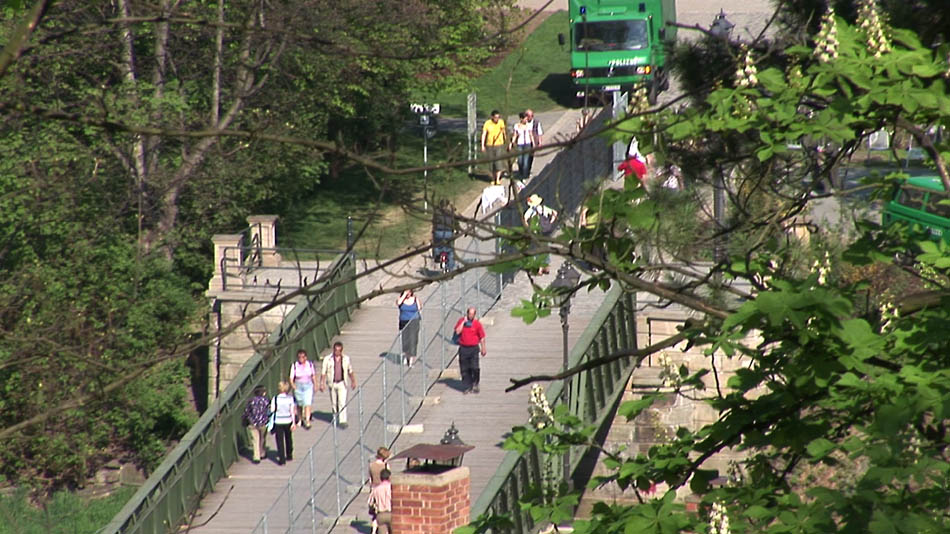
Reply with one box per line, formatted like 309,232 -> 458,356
515,0 -> 775,39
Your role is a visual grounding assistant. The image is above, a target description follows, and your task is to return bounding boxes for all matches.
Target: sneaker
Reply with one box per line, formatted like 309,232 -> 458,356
252,459 -> 261,464
278,460 -> 286,466
463,388 -> 470,395
473,385 -> 480,394
339,422 -> 349,429
287,456 -> 293,461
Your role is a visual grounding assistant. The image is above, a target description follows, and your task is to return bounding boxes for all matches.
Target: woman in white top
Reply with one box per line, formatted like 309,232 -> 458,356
509,112 -> 533,180
271,381 -> 298,465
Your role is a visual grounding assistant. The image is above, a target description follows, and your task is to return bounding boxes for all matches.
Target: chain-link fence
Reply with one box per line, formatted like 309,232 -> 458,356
252,221 -> 505,534
252,105 -> 615,534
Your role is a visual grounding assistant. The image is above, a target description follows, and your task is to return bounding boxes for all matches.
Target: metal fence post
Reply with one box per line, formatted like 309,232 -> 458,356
309,449 -> 316,534
346,216 -> 354,251
400,352 -> 407,427
287,480 -> 294,530
383,360 -> 389,446
440,281 -> 447,370
495,211 -> 503,294
358,387 -> 366,486
420,319 -> 427,392
333,416 -> 342,516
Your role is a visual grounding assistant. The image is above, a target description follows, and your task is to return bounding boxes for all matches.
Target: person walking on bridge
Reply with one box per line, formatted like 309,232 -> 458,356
271,381 -> 298,465
510,112 -> 534,181
524,109 -> 543,177
396,289 -> 422,367
368,469 -> 393,534
368,447 -> 391,534
454,307 -> 487,394
242,385 -> 270,464
481,110 -> 508,185
319,341 -> 358,428
289,349 -> 316,429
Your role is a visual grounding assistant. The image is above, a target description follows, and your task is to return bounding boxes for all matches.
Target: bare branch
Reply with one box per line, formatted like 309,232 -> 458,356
505,323 -> 698,392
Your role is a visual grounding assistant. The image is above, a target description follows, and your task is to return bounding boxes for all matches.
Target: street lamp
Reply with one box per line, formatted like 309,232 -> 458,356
549,262 -> 580,488
710,10 -> 734,39
709,11 -> 732,263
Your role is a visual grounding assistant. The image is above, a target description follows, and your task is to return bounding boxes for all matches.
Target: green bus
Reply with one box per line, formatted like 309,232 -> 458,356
883,176 -> 950,241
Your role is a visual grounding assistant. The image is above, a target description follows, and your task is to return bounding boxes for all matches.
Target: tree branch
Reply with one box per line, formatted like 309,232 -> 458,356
505,324 -> 697,392
0,0 -> 52,80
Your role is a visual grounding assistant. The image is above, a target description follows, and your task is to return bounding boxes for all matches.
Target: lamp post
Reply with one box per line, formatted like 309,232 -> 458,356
709,11 -> 733,263
549,262 -> 580,488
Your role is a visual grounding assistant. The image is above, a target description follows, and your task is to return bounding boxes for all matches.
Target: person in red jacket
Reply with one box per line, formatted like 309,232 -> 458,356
454,307 -> 487,394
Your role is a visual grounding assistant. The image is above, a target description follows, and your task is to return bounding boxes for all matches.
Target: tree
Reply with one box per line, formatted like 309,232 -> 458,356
467,1 -> 950,533
0,0 -> 514,492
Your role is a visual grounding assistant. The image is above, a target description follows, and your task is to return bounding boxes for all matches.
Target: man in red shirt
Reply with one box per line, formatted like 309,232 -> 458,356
454,307 -> 487,394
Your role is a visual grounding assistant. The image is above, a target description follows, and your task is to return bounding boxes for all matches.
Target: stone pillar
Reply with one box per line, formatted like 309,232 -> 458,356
392,467 -> 470,534
209,234 -> 243,292
246,215 -> 282,267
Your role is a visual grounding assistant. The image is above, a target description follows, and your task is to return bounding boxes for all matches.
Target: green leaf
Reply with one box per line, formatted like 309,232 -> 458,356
689,469 -> 718,494
618,395 -> 657,421
744,505 -> 774,520
805,438 -> 837,460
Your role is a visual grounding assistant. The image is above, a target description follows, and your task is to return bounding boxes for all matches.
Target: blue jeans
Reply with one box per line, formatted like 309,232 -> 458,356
516,144 -> 532,179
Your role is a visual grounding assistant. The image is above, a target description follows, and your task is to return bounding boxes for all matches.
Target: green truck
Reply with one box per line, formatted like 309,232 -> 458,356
883,175 -> 950,242
559,0 -> 677,104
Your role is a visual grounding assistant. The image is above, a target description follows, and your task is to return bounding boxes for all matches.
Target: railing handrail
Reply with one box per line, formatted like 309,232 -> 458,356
470,285 -> 638,528
102,252 -> 358,534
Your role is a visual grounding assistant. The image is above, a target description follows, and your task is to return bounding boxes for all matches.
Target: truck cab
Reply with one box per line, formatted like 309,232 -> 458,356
563,0 -> 676,104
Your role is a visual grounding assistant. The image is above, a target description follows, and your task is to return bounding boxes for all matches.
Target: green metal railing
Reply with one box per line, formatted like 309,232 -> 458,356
471,285 -> 638,533
102,253 -> 358,534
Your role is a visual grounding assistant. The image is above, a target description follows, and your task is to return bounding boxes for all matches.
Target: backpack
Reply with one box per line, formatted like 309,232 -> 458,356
538,212 -> 555,234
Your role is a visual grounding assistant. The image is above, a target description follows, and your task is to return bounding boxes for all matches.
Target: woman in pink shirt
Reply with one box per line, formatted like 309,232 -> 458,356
289,350 -> 316,429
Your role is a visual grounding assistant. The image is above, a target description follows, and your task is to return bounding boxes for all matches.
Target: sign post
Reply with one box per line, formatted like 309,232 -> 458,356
410,103 -> 440,209
467,93 -> 477,175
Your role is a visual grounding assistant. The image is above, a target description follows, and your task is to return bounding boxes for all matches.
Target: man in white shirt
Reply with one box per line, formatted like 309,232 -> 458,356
524,109 -> 543,177
319,341 -> 358,428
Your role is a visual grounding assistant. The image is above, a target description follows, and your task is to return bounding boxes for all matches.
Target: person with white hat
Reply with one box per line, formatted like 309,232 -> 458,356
523,194 -> 558,275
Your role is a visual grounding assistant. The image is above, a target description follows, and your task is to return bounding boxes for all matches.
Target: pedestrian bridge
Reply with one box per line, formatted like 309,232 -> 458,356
103,107 -> 640,534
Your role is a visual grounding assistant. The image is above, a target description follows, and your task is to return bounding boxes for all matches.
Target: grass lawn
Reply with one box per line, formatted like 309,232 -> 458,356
280,131 -> 485,259
429,11 -> 572,118
0,486 -> 138,534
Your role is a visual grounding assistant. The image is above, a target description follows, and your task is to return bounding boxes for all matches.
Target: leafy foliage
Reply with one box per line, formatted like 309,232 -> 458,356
485,4 -> 950,534
0,0 -> 516,493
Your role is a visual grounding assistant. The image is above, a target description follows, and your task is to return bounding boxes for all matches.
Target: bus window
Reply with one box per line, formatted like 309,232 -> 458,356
898,188 -> 927,210
928,192 -> 950,219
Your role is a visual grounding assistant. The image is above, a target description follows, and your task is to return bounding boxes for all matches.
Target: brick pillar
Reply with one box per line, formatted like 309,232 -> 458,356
392,467 -> 470,534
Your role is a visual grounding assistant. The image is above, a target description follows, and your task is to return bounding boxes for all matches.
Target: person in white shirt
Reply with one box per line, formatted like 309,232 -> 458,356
271,381 -> 298,465
319,342 -> 358,428
510,112 -> 534,180
524,109 -> 543,177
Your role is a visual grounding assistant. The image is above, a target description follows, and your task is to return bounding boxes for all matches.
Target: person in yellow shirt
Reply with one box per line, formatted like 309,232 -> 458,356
481,110 -> 508,185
